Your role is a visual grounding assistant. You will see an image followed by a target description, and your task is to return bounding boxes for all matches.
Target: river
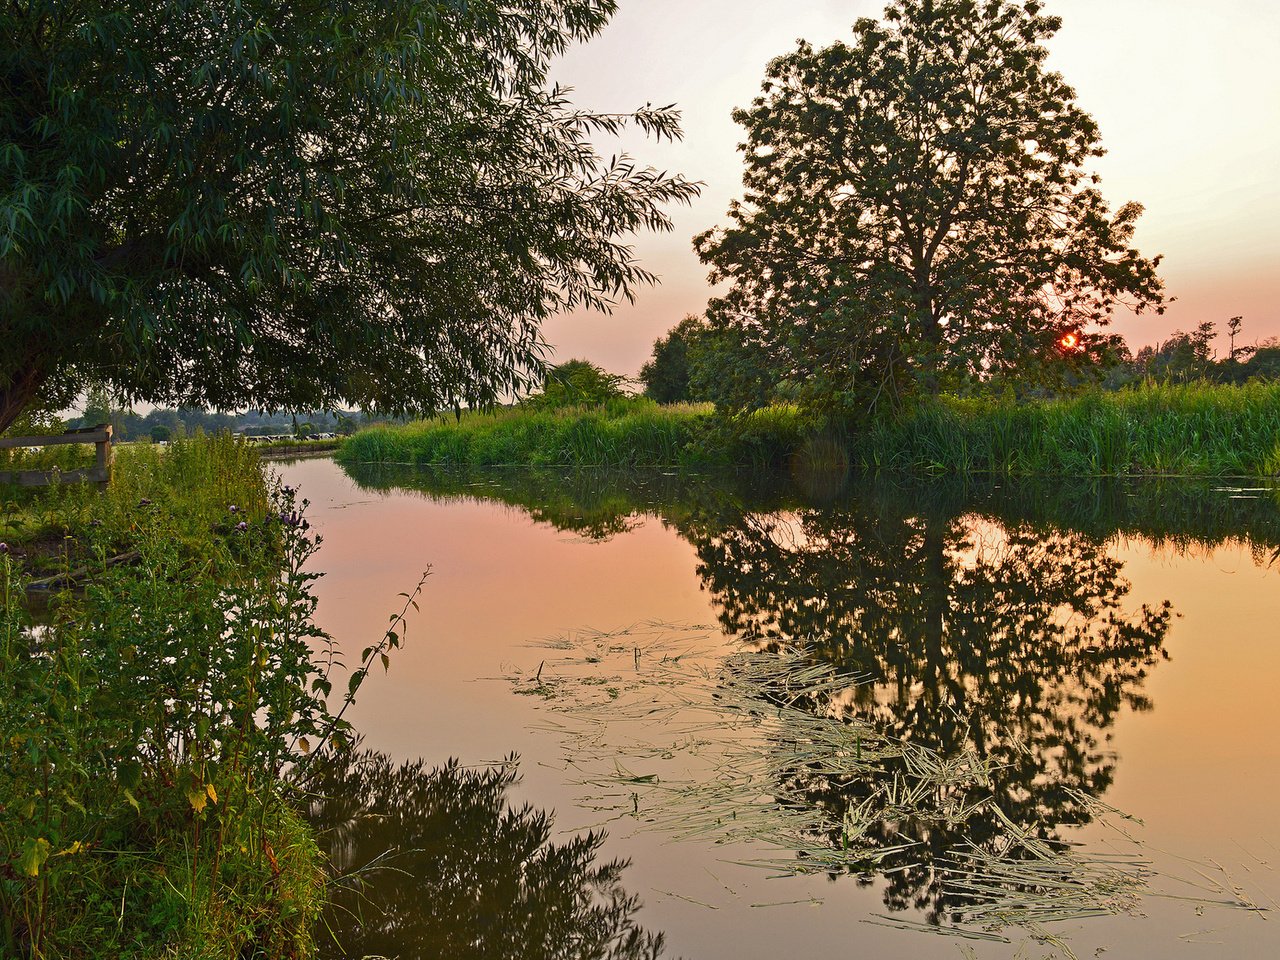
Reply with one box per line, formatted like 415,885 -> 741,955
279,457 -> 1280,960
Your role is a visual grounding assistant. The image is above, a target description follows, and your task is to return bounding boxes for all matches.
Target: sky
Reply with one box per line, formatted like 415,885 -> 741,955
543,0 -> 1280,377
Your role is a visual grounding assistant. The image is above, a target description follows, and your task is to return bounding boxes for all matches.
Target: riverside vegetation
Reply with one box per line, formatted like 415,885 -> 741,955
338,381 -> 1280,478
0,436 -> 408,959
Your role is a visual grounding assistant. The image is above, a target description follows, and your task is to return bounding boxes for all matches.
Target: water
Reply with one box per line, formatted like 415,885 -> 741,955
280,457 -> 1280,959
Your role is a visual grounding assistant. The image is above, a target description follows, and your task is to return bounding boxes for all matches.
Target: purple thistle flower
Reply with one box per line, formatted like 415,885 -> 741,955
0,542 -> 9,555
138,498 -> 152,507
229,504 -> 239,514
236,521 -> 249,532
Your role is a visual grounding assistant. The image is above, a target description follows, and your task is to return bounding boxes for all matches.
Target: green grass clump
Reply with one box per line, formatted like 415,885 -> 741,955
339,399 -> 813,470
1,436 -> 330,959
861,382 -> 1280,477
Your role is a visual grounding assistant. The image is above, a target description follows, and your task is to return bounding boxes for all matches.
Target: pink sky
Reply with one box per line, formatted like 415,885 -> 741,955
543,0 -> 1280,377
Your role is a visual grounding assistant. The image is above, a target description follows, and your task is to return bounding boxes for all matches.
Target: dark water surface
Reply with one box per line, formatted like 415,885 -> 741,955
280,458 -> 1280,960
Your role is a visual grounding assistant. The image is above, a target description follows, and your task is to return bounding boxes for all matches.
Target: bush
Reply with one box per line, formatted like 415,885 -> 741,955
1,437 -> 335,959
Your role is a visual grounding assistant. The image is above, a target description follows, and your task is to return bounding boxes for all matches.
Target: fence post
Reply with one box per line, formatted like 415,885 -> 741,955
94,424 -> 113,486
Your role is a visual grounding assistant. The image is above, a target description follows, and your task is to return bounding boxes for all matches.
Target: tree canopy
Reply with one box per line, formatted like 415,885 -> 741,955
694,0 -> 1166,414
0,0 -> 698,431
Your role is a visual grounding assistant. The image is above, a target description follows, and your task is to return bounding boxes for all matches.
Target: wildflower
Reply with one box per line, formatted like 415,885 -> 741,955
0,542 -> 8,554
228,504 -> 239,514
138,498 -> 152,507
236,521 -> 248,532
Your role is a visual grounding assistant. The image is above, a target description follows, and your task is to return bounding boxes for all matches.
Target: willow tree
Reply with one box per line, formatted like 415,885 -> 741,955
695,0 -> 1166,413
0,1 -> 698,431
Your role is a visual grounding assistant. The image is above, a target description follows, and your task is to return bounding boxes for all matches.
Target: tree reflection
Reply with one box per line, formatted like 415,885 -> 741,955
306,751 -> 669,960
673,493 -> 1172,921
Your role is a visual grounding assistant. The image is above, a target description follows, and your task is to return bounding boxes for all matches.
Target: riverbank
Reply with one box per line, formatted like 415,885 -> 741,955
338,383 -> 1280,477
1,437 -> 327,959
337,400 -> 806,470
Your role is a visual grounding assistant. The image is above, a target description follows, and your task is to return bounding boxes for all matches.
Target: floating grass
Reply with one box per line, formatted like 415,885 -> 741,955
507,623 -> 1258,950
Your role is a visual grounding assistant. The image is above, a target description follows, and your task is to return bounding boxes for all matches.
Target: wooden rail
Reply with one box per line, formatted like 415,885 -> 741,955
0,424 -> 113,488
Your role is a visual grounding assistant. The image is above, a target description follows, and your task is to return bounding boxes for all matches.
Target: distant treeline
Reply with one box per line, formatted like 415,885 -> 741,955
58,402 -> 375,441
639,314 -> 1280,408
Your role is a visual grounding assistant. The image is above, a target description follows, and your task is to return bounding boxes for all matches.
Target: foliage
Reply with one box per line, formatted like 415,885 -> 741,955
340,380 -> 1280,477
694,0 -> 1166,415
523,359 -> 629,409
1129,318 -> 1280,386
306,751 -> 668,960
638,316 -> 698,404
0,0 -> 698,432
0,437 -> 354,958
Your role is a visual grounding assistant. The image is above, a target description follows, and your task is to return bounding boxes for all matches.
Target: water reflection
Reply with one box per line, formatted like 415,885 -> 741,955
674,495 -> 1171,922
306,750 -> 670,960
337,463 -> 1280,935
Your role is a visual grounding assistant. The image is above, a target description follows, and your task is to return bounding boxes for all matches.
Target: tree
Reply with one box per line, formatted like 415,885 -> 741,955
639,317 -> 694,404
694,0 -> 1166,415
524,358 -> 627,408
0,1 -> 698,432
638,315 -> 709,404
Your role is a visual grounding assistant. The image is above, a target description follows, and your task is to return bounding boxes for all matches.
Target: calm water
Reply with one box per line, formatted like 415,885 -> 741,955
280,457 -> 1280,960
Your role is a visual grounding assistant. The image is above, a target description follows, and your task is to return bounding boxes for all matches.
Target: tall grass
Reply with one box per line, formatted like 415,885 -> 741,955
338,399 -> 812,470
339,383 -> 1280,478
1,436 -> 329,959
863,382 -> 1280,477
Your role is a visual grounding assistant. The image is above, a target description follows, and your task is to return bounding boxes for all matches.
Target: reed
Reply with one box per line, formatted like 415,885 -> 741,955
862,383 -> 1280,477
339,400 -> 812,469
339,383 -> 1280,478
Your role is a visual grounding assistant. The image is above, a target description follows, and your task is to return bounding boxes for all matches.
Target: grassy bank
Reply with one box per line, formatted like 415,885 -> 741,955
1,437 -> 330,959
337,399 -> 807,469
860,382 -> 1280,476
339,383 -> 1280,478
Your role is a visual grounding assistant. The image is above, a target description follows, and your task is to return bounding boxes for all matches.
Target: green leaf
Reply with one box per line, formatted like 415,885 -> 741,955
20,837 -> 51,877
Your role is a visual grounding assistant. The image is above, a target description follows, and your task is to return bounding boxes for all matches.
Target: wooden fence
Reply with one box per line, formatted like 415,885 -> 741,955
0,424 -> 113,488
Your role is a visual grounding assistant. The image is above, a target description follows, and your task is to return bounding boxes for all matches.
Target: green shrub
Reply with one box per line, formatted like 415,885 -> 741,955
1,437 -> 333,959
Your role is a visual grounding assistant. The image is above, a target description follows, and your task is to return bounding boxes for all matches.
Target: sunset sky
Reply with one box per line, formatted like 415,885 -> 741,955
545,0 -> 1280,377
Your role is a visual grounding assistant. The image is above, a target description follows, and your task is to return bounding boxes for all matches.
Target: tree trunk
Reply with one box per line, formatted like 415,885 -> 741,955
0,363 -> 49,434
917,305 -> 942,396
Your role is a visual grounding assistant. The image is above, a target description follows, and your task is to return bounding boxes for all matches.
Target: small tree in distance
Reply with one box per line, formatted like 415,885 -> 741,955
695,0 -> 1168,415
640,316 -> 701,404
524,360 -> 629,409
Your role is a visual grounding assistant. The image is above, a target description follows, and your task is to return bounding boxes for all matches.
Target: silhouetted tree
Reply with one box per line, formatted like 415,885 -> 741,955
695,0 -> 1166,414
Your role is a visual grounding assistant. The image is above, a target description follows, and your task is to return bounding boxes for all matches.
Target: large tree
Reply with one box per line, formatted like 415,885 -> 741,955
695,0 -> 1166,414
0,1 -> 698,431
